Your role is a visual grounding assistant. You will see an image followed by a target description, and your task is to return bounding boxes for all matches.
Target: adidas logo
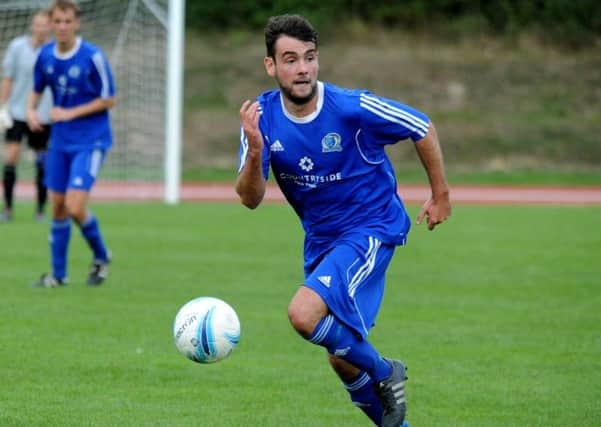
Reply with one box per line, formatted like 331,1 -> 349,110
334,346 -> 350,356
270,140 -> 284,152
318,276 -> 331,287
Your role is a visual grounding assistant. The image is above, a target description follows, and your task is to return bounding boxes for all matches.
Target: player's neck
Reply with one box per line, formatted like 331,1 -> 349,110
282,93 -> 318,118
57,37 -> 77,53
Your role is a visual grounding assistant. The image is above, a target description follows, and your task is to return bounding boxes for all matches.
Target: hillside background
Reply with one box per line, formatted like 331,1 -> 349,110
181,0 -> 601,182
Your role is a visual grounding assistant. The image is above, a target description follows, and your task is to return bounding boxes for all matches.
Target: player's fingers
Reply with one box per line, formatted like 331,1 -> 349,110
239,100 -> 252,120
416,207 -> 426,225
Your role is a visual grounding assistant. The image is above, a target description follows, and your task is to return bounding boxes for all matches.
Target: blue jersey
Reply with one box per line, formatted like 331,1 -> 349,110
239,81 -> 430,257
33,37 -> 115,152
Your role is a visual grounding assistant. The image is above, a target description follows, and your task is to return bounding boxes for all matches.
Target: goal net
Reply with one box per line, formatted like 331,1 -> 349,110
0,0 -> 175,192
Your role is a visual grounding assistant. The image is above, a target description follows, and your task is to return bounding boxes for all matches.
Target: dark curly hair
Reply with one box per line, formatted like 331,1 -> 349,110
264,14 -> 319,59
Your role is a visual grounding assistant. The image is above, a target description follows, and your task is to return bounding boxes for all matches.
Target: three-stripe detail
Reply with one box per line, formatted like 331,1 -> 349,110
348,236 -> 381,297
309,314 -> 334,345
360,93 -> 429,137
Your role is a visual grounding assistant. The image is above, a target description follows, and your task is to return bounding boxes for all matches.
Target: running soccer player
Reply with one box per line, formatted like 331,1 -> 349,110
28,0 -> 115,287
236,14 -> 451,427
0,10 -> 52,222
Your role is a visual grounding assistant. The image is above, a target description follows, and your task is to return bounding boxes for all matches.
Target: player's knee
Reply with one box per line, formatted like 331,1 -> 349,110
64,200 -> 86,221
287,302 -> 315,337
288,286 -> 328,337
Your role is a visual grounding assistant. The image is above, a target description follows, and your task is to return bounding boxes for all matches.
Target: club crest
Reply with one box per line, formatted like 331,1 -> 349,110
321,133 -> 342,153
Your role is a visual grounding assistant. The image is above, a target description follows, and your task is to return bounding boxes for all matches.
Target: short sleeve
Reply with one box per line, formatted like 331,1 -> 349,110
359,91 -> 430,145
90,51 -> 116,98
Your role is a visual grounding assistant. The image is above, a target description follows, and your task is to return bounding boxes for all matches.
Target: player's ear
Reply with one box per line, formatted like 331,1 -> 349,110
264,56 -> 276,77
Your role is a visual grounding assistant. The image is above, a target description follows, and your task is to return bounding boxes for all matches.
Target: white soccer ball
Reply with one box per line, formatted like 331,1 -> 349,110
173,297 -> 240,363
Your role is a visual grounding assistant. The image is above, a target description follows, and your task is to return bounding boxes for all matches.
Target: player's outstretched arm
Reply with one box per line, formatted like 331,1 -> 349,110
236,100 -> 266,209
414,122 -> 451,230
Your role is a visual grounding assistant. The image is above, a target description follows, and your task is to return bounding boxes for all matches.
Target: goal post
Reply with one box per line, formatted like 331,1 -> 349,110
165,0 -> 184,204
0,0 -> 184,204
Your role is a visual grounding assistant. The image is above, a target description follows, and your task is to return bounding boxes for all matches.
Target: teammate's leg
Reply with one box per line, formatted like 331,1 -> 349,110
35,150 -> 47,219
49,190 -> 71,282
28,124 -> 50,220
66,149 -> 110,285
65,189 -> 109,263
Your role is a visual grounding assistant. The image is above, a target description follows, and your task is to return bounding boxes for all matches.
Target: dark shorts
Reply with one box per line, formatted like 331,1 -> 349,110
5,120 -> 51,151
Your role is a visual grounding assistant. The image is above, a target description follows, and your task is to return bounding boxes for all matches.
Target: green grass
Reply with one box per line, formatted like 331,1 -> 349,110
1,202 -> 600,426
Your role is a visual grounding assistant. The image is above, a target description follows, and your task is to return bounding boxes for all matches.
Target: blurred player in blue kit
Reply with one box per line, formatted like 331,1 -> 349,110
236,14 -> 451,427
0,10 -> 53,222
28,0 -> 115,287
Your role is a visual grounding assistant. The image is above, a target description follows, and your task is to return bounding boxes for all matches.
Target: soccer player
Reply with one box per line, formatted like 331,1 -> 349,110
0,10 -> 53,222
28,0 -> 116,287
236,15 -> 451,427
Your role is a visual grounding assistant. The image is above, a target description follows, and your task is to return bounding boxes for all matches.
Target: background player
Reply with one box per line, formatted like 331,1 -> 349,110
236,14 -> 451,427
28,0 -> 116,287
0,10 -> 53,222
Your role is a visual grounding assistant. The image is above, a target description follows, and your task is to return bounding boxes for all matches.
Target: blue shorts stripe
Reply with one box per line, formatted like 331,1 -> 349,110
348,236 -> 381,297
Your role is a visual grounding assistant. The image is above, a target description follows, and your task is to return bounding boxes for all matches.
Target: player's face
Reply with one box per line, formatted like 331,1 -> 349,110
265,35 -> 319,106
50,8 -> 80,47
30,14 -> 50,44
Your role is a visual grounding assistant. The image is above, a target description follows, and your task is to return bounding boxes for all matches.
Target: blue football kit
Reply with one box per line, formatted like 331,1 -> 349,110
34,37 -> 115,153
239,81 -> 430,337
32,37 -> 115,281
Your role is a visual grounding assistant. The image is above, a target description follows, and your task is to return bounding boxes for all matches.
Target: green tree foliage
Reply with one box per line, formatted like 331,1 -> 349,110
186,0 -> 601,46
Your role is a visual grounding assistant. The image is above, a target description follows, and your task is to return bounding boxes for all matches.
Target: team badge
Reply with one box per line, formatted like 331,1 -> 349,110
321,133 -> 342,153
68,65 -> 81,78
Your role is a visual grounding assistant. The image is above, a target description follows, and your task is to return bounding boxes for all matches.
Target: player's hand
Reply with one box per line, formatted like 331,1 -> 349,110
0,105 -> 13,131
26,110 -> 44,132
416,193 -> 451,231
50,107 -> 73,122
240,100 -> 263,154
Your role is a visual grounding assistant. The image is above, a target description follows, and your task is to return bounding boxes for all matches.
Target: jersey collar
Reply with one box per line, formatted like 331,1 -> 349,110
53,36 -> 82,60
280,81 -> 324,124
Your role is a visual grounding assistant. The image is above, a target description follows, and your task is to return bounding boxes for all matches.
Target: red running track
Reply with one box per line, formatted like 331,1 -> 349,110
13,182 -> 601,205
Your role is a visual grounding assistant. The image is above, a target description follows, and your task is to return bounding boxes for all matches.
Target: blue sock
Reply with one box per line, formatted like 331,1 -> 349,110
309,314 -> 392,382
50,218 -> 71,280
344,371 -> 383,426
79,212 -> 109,262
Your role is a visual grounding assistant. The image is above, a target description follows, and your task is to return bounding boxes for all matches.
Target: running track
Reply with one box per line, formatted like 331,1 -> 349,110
15,182 -> 601,205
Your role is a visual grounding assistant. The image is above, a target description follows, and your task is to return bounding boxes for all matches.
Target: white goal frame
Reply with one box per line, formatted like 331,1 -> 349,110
164,0 -> 184,204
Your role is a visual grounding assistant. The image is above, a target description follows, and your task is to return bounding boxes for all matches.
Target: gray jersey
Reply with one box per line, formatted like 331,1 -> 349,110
2,35 -> 52,123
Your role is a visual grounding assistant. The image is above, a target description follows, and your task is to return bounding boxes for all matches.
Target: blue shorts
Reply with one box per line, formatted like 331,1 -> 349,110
304,235 -> 396,338
45,148 -> 106,193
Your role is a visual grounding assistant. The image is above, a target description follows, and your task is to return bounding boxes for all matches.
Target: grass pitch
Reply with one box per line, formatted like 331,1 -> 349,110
1,201 -> 599,426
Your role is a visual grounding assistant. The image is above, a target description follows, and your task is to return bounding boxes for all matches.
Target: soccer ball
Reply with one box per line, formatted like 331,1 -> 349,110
173,297 -> 240,363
